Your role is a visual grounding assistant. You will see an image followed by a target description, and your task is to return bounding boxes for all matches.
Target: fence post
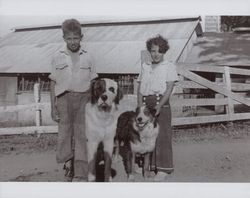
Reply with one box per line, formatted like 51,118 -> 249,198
34,83 -> 41,132
215,74 -> 224,113
224,66 -> 234,120
133,76 -> 138,95
172,75 -> 184,117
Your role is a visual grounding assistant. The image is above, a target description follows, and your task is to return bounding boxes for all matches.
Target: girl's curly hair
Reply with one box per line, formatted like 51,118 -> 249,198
146,35 -> 169,54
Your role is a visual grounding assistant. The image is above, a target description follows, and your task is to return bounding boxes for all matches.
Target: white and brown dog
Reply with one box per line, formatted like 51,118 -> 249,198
115,105 -> 159,181
86,78 -> 123,182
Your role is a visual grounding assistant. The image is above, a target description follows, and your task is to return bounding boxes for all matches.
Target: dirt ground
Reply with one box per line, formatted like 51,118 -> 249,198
1,121 -> 250,182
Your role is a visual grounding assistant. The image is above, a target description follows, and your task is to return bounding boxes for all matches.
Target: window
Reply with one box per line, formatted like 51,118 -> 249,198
117,75 -> 135,95
17,73 -> 138,94
18,74 -> 50,92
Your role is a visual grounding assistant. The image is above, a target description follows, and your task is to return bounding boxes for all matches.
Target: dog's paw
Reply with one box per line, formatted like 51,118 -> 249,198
98,160 -> 104,165
134,164 -> 142,174
112,155 -> 122,163
127,174 -> 135,182
144,170 -> 153,178
88,173 -> 96,182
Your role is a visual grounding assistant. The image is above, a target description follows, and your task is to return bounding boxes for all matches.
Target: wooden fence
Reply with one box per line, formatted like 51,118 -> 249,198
0,83 -> 58,135
1,63 -> 250,135
172,63 -> 250,126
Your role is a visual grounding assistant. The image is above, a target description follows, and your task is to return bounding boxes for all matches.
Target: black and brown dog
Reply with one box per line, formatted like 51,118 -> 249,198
115,105 -> 159,181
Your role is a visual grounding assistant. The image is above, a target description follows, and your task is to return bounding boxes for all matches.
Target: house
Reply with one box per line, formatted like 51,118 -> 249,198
0,16 -> 202,126
204,16 -> 221,32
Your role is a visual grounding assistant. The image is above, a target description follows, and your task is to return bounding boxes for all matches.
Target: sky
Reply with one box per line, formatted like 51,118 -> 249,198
0,0 -> 250,37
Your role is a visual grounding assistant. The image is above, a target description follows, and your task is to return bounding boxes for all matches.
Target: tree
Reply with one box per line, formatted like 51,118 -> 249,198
220,16 -> 250,32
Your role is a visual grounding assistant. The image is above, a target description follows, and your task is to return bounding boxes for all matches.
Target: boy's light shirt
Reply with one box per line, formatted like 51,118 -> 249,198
49,46 -> 97,96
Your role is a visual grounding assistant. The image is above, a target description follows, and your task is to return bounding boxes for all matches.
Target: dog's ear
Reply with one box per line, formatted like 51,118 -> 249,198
90,77 -> 98,104
148,107 -> 157,117
115,86 -> 123,105
135,106 -> 140,114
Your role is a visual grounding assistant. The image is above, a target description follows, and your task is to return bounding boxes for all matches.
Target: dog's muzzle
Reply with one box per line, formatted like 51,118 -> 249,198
97,94 -> 111,112
98,103 -> 111,112
135,117 -> 149,130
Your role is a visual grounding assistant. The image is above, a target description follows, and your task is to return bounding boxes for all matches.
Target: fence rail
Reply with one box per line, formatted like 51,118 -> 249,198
1,63 -> 250,135
0,103 -> 49,113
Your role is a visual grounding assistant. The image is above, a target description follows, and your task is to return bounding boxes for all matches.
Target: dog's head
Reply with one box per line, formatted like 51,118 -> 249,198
134,105 -> 156,130
90,78 -> 123,112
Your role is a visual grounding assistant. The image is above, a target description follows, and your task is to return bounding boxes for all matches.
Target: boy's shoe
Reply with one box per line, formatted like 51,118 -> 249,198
63,158 -> 74,182
165,168 -> 174,174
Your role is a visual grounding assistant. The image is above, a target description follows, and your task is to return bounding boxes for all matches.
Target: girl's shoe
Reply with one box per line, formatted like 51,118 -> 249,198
153,171 -> 168,182
72,176 -> 87,182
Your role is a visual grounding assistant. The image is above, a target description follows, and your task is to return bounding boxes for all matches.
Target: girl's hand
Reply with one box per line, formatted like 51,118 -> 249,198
154,104 -> 162,116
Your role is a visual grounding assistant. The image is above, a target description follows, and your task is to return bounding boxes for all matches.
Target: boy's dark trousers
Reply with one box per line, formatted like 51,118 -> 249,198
56,91 -> 89,179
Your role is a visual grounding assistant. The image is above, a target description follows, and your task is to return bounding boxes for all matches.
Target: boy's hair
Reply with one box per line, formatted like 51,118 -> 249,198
62,19 -> 82,36
146,35 -> 169,54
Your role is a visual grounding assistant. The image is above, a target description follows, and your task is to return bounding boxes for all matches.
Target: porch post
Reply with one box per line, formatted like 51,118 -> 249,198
34,83 -> 41,131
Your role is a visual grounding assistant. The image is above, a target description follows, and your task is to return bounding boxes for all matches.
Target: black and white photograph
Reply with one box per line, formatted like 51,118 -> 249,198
0,0 -> 250,197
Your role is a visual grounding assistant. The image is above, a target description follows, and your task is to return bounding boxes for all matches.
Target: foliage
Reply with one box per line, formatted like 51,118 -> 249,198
221,16 -> 250,32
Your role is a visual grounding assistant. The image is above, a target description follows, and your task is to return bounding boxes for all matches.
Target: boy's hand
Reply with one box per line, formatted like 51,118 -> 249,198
51,108 -> 60,122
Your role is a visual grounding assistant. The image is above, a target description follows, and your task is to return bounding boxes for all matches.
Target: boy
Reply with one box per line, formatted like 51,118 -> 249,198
49,19 -> 98,182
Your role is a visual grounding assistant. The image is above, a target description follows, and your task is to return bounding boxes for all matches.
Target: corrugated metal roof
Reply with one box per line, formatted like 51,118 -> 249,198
184,32 -> 250,66
12,16 -> 200,31
0,19 -> 200,73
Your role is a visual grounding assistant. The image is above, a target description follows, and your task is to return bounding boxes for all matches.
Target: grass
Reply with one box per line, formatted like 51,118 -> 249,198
0,133 -> 57,154
173,120 -> 250,144
0,120 -> 250,155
